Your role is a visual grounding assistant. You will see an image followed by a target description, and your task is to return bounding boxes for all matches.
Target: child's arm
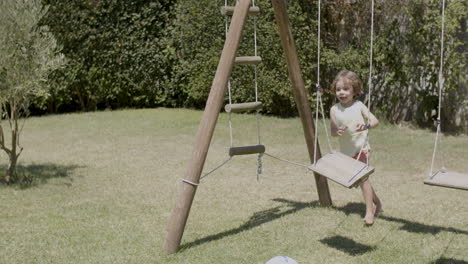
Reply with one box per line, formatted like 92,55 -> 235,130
356,103 -> 379,131
330,106 -> 347,136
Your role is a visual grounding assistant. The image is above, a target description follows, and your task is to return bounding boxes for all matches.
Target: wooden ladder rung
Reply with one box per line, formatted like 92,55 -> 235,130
229,144 -> 265,156
225,102 -> 263,113
235,56 -> 262,65
220,6 -> 260,16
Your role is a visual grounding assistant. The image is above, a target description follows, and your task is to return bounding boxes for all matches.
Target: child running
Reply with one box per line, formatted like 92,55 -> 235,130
330,70 -> 383,225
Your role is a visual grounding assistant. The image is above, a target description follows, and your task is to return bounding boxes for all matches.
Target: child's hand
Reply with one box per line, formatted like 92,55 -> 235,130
356,123 -> 369,132
337,126 -> 347,136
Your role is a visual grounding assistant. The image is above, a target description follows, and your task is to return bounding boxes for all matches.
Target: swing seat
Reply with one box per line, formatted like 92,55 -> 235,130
424,170 -> 468,191
308,151 -> 375,188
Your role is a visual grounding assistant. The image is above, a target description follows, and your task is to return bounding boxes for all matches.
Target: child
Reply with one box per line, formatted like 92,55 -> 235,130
330,70 -> 382,225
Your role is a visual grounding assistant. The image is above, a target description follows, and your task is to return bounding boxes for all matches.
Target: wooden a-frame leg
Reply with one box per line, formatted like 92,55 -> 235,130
162,0 -> 253,254
271,0 -> 332,206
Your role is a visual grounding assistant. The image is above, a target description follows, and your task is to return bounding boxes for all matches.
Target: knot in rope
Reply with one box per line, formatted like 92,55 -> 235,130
257,153 -> 263,181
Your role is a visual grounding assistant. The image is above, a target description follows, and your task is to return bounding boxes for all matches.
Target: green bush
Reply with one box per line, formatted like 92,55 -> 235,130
39,0 -> 177,112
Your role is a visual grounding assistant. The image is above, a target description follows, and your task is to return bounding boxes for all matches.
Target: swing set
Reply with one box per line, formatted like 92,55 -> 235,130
163,0 -> 467,254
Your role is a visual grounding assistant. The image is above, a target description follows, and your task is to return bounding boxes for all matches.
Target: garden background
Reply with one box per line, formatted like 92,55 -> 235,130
35,0 -> 467,132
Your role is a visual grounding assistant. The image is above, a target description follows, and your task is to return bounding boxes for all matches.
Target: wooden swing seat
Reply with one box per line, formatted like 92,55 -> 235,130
424,170 -> 468,191
309,151 -> 375,188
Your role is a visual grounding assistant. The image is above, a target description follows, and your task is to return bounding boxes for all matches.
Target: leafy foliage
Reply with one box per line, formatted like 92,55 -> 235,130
172,0 -> 320,116
40,0 -> 177,112
371,0 -> 467,131
37,0 -> 466,132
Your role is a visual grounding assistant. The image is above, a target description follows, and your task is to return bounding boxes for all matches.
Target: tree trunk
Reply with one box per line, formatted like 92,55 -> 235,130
4,104 -> 20,184
75,84 -> 86,111
5,153 -> 18,184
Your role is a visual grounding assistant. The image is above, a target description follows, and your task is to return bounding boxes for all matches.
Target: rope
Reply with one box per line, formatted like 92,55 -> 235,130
367,0 -> 374,115
200,157 -> 233,180
257,152 -> 263,180
200,152 -> 310,182
314,86 -> 320,164
430,0 -> 447,176
223,0 -> 263,178
313,0 -> 322,165
228,91 -> 234,147
356,0 -> 375,166
319,90 -> 334,152
264,152 -> 310,169
225,0 -> 234,147
316,0 -> 321,86
313,0 -> 333,165
252,0 -> 263,178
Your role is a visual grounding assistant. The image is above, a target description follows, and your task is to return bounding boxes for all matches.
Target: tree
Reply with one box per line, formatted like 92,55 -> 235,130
0,0 -> 64,184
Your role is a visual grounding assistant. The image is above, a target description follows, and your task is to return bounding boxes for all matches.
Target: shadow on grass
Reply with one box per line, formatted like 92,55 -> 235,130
179,198 -> 319,251
433,258 -> 468,264
320,235 -> 375,256
0,163 -> 82,189
336,202 -> 468,236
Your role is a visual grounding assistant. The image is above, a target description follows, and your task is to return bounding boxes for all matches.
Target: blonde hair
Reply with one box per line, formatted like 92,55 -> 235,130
330,70 -> 363,96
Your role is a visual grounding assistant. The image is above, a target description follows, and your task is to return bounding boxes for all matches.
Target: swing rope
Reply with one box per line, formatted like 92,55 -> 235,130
263,153 -> 310,169
252,0 -> 264,179
200,156 -> 233,180
313,0 -> 375,167
253,0 -> 320,171
430,0 -> 447,176
313,0 -> 322,165
226,0 -> 234,148
197,0 -> 235,181
356,0 -> 375,166
313,0 -> 334,165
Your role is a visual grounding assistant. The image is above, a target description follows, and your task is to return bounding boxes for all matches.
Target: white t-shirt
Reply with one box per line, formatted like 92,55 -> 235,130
331,100 -> 370,157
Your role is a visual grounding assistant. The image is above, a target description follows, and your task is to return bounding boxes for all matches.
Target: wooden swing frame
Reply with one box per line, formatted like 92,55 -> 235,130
163,0 -> 332,253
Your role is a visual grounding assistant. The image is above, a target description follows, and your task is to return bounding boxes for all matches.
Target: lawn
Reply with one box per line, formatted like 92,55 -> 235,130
0,108 -> 467,264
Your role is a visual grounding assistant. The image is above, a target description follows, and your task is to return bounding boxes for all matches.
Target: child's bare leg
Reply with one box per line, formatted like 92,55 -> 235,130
359,178 -> 375,225
372,187 -> 383,216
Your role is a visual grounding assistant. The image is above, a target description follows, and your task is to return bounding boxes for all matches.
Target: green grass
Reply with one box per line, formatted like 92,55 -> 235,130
0,108 -> 467,264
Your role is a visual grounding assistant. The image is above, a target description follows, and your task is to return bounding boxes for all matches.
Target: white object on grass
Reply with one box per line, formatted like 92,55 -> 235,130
265,256 -> 298,264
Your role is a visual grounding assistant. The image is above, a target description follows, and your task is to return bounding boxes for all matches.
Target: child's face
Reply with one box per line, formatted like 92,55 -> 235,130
335,79 -> 355,106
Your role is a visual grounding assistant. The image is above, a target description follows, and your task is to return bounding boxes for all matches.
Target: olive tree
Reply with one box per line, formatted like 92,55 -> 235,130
0,0 -> 64,183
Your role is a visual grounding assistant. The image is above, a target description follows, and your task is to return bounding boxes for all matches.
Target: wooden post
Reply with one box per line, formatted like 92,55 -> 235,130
163,0 -> 252,254
271,0 -> 332,206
